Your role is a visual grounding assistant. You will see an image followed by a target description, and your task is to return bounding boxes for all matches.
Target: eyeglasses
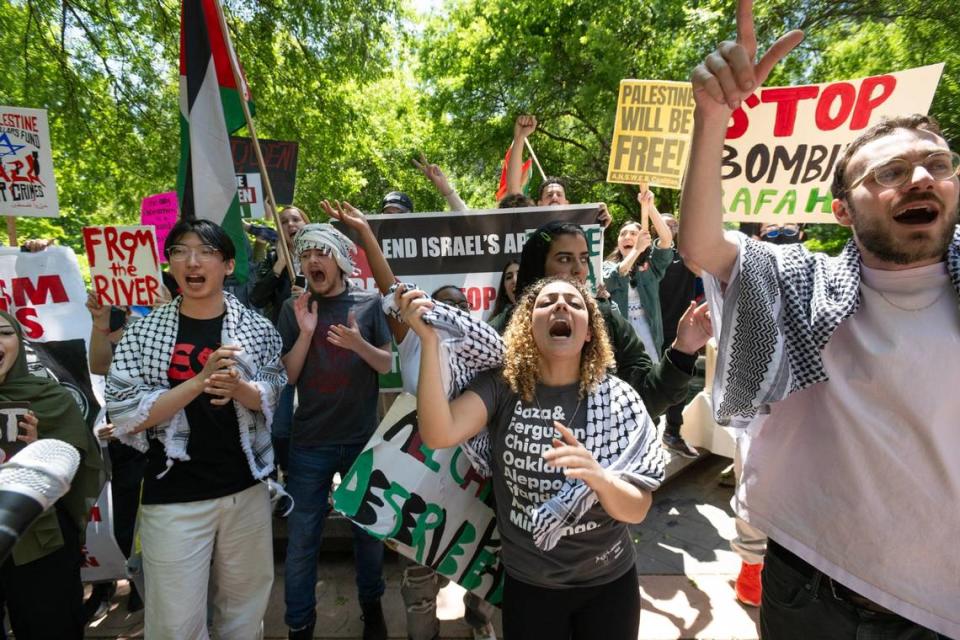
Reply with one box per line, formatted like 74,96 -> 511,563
761,224 -> 799,239
849,151 -> 960,190
166,244 -> 223,262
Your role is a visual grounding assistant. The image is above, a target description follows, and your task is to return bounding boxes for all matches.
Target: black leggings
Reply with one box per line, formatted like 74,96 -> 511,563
501,568 -> 641,640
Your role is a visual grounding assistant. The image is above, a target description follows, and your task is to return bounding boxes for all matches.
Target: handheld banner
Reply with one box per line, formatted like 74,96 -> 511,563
230,136 -> 299,204
333,394 -> 503,605
83,225 -> 164,307
140,192 -> 179,262
0,106 -> 58,217
721,63 -> 943,223
236,172 -> 265,219
0,247 -> 100,427
334,205 -> 604,391
607,80 -> 695,189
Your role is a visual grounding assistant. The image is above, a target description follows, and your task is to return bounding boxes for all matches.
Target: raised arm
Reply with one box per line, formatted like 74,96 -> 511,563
413,153 -> 467,211
679,0 -> 803,283
615,229 -> 652,277
86,292 -> 120,375
323,199 -> 407,343
506,115 -> 537,195
399,288 -> 488,449
644,191 -> 673,249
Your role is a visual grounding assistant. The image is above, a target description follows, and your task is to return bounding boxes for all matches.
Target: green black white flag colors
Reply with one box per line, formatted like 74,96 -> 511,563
177,0 -> 252,281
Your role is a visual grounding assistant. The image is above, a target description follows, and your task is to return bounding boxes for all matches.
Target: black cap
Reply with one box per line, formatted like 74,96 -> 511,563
380,191 -> 414,214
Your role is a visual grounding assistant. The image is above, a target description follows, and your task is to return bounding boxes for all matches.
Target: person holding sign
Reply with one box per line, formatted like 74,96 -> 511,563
601,190 -> 675,365
680,1 -> 959,637
403,276 -> 662,639
0,311 -> 103,640
105,220 -> 285,640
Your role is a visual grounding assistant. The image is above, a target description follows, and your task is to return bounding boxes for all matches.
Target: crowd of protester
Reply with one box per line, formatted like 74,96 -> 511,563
4,3 -> 959,638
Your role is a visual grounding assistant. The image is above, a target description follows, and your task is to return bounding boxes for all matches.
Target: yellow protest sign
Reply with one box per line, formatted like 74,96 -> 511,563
606,80 -> 695,189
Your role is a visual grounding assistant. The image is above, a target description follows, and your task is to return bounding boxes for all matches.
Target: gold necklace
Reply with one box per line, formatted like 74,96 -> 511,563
862,281 -> 947,313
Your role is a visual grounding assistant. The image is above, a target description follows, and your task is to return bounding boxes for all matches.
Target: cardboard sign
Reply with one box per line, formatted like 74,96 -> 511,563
236,172 -> 265,219
334,205 -> 604,391
607,80 -> 696,189
333,394 -> 503,604
83,225 -> 163,307
140,192 -> 179,262
0,106 -> 59,217
230,136 -> 299,204
722,63 -> 943,222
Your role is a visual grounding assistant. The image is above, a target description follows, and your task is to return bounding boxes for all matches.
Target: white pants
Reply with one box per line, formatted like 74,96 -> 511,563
140,483 -> 273,640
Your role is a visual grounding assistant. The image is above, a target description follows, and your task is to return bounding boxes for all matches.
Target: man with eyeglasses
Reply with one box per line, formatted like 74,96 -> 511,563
106,219 -> 285,639
677,2 -> 960,637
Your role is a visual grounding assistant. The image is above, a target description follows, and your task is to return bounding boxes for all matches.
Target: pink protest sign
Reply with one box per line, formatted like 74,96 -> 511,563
140,192 -> 179,262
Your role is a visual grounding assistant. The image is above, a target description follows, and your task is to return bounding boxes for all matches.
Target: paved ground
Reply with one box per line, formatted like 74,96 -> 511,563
83,454 -> 759,639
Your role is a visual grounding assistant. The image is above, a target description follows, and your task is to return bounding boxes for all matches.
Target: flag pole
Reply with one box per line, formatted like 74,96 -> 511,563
212,1 -> 296,282
523,138 -> 548,181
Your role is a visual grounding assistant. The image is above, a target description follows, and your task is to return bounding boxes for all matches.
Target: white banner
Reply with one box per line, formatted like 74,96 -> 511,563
333,394 -> 503,605
0,106 -> 59,217
0,246 -> 89,343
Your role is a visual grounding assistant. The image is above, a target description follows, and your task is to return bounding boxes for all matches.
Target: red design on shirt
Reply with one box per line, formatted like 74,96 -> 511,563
169,343 -> 213,381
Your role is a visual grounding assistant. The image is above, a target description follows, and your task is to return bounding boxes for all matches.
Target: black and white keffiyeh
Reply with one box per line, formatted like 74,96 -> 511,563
383,286 -> 664,551
703,227 -> 960,423
105,292 -> 286,480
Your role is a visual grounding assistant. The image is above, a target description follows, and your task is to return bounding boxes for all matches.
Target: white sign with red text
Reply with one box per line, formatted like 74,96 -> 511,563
722,63 -> 943,222
0,246 -> 88,342
83,225 -> 164,307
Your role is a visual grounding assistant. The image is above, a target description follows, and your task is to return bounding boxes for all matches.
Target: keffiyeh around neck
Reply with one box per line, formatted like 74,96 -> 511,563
385,286 -> 664,551
294,223 -> 356,276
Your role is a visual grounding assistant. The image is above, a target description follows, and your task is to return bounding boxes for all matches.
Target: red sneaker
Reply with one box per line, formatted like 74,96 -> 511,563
735,561 -> 763,607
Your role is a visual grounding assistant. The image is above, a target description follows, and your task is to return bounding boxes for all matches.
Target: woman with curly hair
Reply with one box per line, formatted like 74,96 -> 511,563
401,276 -> 665,640
488,219 -> 711,420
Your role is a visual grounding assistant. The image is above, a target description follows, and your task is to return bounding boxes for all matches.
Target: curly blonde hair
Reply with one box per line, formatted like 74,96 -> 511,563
502,277 -> 615,402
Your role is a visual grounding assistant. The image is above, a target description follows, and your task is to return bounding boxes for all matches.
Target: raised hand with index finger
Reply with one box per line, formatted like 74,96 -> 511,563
691,0 -> 804,115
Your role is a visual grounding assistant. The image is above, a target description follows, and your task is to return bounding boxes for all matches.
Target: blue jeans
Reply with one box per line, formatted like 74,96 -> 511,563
284,443 -> 385,629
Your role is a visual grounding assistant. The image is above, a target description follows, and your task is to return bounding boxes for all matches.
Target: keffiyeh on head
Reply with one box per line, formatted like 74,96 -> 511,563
293,223 -> 356,276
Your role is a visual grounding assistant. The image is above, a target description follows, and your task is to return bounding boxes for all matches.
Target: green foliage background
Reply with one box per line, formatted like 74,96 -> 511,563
1,0 -> 957,258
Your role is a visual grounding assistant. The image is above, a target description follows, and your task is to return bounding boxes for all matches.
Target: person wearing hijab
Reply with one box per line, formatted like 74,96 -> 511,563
0,310 -> 104,639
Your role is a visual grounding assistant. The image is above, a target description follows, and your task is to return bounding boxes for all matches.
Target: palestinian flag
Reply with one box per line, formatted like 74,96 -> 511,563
177,0 -> 253,281
495,142 -> 532,201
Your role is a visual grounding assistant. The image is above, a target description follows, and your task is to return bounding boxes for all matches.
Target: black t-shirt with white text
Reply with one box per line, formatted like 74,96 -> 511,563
141,313 -> 256,504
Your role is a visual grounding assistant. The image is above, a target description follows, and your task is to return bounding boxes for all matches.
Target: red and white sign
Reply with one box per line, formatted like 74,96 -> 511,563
83,225 -> 164,307
721,63 -> 944,223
